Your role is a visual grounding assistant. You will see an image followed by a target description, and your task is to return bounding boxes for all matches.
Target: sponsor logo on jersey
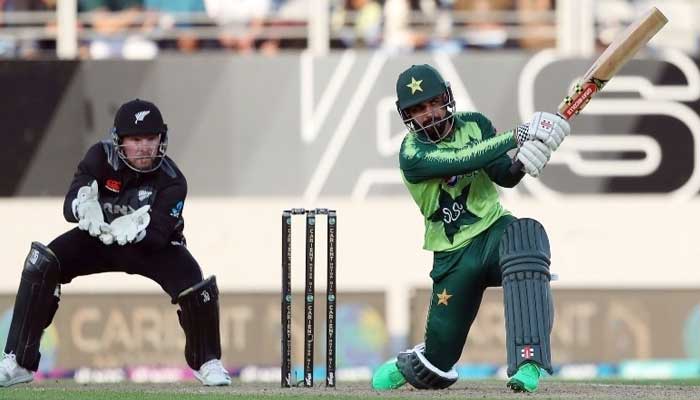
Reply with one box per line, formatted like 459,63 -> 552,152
442,171 -> 477,187
138,189 -> 152,201
105,179 -> 122,193
102,203 -> 135,216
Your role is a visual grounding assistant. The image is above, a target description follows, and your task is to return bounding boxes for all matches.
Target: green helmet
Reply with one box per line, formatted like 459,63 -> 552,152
395,64 -> 455,143
396,64 -> 449,110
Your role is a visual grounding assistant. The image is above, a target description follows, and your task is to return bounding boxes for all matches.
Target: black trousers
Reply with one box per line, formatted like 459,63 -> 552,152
49,228 -> 204,301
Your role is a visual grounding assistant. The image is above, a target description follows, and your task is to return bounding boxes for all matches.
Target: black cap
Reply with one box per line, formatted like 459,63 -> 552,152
113,98 -> 167,137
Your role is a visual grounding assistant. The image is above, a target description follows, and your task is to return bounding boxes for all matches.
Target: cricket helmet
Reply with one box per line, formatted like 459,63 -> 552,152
395,64 -> 455,143
111,98 -> 168,172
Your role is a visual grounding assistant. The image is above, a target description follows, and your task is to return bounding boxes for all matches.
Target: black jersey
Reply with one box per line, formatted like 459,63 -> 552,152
62,140 -> 187,250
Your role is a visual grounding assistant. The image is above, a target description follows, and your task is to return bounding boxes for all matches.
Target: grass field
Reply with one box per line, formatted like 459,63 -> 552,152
3,379 -> 700,400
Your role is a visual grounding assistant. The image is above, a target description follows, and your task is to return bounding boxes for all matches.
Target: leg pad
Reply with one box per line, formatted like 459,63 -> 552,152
176,276 -> 222,370
5,242 -> 61,371
500,219 -> 554,376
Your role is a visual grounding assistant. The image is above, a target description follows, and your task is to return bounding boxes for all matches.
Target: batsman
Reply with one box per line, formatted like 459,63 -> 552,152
371,64 -> 569,393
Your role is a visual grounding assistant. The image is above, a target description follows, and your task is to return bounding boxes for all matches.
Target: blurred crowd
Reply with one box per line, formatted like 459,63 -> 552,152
0,0 -> 697,59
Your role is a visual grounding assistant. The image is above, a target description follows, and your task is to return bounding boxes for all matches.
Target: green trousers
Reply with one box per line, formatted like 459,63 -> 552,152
423,214 -> 515,371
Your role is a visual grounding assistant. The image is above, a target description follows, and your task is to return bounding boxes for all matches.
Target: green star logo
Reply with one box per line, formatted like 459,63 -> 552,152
406,77 -> 423,95
428,184 -> 480,243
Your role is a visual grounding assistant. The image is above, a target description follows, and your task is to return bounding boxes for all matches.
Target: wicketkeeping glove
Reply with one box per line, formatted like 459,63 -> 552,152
73,180 -> 108,237
99,205 -> 151,246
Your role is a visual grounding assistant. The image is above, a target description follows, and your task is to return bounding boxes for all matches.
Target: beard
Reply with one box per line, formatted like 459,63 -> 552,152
417,112 -> 454,143
126,156 -> 155,170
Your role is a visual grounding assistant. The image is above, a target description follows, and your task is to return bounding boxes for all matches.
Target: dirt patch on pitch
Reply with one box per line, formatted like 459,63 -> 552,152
27,380 -> 700,399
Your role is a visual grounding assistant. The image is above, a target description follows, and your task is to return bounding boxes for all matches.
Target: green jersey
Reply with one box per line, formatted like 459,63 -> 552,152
399,112 -> 522,252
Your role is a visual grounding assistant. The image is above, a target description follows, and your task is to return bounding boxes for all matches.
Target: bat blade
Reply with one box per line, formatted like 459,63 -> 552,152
558,7 -> 668,120
510,7 -> 668,174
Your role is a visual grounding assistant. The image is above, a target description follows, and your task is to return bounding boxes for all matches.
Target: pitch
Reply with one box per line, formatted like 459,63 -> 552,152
3,379 -> 700,400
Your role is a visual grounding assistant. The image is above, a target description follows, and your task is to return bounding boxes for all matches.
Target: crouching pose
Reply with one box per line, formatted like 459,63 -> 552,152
0,99 -> 230,387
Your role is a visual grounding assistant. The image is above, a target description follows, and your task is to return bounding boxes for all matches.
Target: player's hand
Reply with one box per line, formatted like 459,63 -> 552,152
516,140 -> 551,177
515,112 -> 570,151
106,205 -> 151,246
74,181 -> 108,237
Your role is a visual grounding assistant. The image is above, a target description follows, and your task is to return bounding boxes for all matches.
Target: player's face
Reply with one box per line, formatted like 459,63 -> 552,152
122,134 -> 161,170
406,95 -> 447,126
404,93 -> 453,142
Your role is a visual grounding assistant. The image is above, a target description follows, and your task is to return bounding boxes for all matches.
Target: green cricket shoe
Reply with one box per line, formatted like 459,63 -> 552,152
371,359 -> 407,390
507,362 -> 541,393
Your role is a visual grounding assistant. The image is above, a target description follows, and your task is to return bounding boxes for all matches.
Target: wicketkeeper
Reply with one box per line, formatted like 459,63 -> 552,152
0,99 -> 230,387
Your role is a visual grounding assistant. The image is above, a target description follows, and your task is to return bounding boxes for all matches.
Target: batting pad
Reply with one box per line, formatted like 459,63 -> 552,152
499,218 -> 554,376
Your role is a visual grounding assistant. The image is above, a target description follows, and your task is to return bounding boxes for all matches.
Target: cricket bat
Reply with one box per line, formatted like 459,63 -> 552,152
511,6 -> 668,174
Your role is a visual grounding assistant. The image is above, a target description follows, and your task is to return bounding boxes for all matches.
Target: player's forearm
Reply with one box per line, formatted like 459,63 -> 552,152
494,167 -> 525,188
486,155 -> 525,188
402,133 -> 516,182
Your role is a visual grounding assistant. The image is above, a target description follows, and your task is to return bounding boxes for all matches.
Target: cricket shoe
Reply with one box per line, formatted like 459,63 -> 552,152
0,352 -> 33,387
507,361 -> 541,393
194,359 -> 231,386
371,358 -> 407,390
